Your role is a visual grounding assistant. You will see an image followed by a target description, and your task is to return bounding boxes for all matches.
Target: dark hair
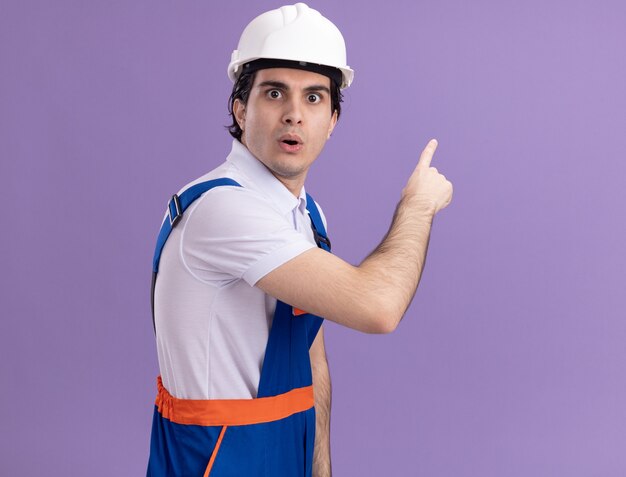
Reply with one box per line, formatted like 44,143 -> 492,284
227,70 -> 344,141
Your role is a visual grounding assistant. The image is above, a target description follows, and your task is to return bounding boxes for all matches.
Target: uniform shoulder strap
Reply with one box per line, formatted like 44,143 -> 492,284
305,192 -> 331,252
304,192 -> 330,344
151,178 -> 242,333
152,178 -> 242,273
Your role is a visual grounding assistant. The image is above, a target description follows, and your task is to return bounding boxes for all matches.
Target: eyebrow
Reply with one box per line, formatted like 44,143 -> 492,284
257,80 -> 330,95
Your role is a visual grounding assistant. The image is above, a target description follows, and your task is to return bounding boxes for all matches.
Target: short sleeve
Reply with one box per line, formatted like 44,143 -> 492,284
181,186 -> 316,286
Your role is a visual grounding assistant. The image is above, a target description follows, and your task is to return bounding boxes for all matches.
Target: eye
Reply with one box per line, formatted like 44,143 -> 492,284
267,89 -> 282,99
307,93 -> 322,103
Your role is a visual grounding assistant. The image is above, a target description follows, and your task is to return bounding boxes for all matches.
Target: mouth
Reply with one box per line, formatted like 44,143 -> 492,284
279,134 -> 303,145
278,134 -> 303,153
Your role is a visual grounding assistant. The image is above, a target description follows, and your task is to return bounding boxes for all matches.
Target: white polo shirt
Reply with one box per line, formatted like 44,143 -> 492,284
154,140 -> 326,400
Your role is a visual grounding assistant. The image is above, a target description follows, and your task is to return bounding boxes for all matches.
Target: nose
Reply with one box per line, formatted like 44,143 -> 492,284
282,98 -> 303,126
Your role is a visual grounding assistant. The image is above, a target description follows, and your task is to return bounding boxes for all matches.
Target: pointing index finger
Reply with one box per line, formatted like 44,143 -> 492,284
418,139 -> 438,169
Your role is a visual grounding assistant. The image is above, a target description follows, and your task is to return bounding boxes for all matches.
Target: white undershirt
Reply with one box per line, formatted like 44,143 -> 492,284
154,140 -> 326,399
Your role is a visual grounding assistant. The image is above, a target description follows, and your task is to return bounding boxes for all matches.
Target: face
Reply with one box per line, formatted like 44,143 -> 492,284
234,68 -> 338,194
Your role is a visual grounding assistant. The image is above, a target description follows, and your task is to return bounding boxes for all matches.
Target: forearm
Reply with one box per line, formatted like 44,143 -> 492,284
357,195 -> 436,329
311,332 -> 332,476
256,198 -> 435,334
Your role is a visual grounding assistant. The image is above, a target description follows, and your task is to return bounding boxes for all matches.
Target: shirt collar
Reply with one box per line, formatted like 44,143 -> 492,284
227,140 -> 308,216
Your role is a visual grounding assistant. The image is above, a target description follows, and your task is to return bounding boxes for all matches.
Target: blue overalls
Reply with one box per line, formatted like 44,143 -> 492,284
147,178 -> 331,476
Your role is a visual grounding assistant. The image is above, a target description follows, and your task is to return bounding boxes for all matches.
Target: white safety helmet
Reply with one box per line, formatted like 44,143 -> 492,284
228,3 -> 354,89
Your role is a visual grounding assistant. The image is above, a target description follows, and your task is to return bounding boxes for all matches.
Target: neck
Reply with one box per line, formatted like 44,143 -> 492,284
239,137 -> 306,197
273,173 -> 305,198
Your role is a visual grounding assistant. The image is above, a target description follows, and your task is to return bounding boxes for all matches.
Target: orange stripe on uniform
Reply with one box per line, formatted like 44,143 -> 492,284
203,425 -> 227,477
155,376 -> 314,426
292,307 -> 308,316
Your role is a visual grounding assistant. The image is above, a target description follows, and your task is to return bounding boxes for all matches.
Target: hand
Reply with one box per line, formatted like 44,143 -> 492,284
402,139 -> 453,214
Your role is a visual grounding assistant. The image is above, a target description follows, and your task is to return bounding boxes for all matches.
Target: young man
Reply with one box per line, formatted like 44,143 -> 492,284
147,3 -> 453,476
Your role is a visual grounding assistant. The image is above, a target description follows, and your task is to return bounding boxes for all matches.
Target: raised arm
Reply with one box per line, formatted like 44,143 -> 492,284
257,139 -> 453,333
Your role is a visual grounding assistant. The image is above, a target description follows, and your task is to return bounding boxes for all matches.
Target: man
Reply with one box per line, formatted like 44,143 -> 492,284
147,3 -> 453,476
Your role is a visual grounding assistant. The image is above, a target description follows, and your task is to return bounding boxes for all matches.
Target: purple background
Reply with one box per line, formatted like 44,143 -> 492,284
2,1 -> 625,475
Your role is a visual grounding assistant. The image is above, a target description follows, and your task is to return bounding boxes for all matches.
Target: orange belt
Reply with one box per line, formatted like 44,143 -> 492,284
155,376 -> 314,427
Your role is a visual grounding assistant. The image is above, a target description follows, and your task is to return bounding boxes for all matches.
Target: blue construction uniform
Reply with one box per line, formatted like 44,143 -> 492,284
147,178 -> 331,476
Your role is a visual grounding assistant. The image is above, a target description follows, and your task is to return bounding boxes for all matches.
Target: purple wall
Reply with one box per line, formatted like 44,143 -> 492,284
2,1 -> 625,475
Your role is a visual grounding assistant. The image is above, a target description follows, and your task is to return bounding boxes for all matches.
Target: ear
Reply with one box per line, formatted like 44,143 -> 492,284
327,110 -> 338,138
233,99 -> 246,131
